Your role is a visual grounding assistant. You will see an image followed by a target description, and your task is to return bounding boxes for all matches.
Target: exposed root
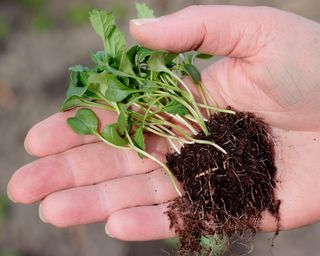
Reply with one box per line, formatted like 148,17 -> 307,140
166,111 -> 280,255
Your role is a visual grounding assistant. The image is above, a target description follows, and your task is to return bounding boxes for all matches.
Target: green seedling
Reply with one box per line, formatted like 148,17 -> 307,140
61,3 -> 234,197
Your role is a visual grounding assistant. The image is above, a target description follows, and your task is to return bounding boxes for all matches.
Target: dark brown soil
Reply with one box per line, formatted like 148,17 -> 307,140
166,111 -> 280,255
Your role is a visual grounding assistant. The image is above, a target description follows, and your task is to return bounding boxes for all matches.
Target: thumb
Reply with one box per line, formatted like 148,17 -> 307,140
130,5 -> 283,57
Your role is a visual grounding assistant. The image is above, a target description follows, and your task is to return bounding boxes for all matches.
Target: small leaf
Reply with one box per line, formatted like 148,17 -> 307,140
119,51 -> 134,75
89,10 -> 126,61
88,49 -> 106,65
117,111 -> 127,136
106,28 -> 126,60
196,53 -> 213,60
183,51 -> 213,64
88,72 -> 108,95
89,10 -> 114,40
102,123 -> 128,146
127,45 -> 139,65
183,63 -> 201,85
163,100 -> 189,115
68,65 -> 89,72
164,53 -> 178,65
67,108 -> 99,135
141,80 -> 158,92
60,95 -> 84,111
136,3 -> 155,18
137,47 -> 153,63
105,74 -> 137,102
133,126 -> 145,158
147,51 -> 169,73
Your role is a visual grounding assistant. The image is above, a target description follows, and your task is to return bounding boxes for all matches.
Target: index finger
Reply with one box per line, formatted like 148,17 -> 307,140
24,108 -> 117,157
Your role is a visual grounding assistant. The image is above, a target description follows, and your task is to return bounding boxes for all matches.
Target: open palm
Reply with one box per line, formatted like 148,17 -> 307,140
8,6 -> 320,240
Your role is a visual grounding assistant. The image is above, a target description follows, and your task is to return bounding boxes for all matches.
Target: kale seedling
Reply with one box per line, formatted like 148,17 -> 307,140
60,3 -> 234,197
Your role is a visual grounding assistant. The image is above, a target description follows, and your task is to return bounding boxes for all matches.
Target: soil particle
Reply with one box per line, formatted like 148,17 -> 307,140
166,111 -> 280,255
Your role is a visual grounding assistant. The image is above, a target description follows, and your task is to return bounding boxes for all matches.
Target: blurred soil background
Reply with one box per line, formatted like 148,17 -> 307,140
0,0 -> 320,255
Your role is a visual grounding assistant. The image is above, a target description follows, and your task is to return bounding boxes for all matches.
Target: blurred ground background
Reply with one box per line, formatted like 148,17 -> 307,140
0,0 -> 320,255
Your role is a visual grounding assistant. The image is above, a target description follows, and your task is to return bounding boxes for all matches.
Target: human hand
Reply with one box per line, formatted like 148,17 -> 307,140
7,5 -> 320,241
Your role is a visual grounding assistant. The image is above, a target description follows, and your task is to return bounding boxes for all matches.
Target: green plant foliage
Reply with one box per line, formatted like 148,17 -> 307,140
136,2 -> 156,18
61,2 -> 234,202
67,108 -> 98,135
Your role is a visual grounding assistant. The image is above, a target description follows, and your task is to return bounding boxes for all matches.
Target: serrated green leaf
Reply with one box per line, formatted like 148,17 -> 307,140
89,10 -> 126,60
68,65 -> 89,72
183,63 -> 201,85
136,3 -> 155,18
67,108 -> 98,135
106,28 -> 126,60
88,49 -> 107,65
163,100 -> 189,115
102,123 -> 128,146
89,10 -> 114,41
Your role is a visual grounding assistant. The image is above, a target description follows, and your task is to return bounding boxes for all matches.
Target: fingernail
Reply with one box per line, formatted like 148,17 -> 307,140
39,203 -> 48,223
105,223 -> 114,238
7,188 -> 16,203
131,17 -> 161,26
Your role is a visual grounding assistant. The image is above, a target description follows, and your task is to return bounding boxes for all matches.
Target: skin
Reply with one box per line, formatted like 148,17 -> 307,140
7,5 -> 320,241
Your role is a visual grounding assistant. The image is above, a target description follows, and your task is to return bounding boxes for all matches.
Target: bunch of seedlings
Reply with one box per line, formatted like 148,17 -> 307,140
61,3 -> 280,255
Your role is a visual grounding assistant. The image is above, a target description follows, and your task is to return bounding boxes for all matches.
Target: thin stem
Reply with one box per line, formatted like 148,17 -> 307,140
125,130 -> 183,197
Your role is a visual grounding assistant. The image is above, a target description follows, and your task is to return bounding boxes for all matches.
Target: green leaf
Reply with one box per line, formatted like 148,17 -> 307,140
68,65 -> 89,72
147,51 -> 169,73
89,10 -> 114,41
106,28 -> 126,60
119,51 -> 134,75
102,123 -> 128,146
105,74 -> 137,102
60,95 -> 84,111
183,63 -> 201,85
88,49 -> 107,65
141,80 -> 158,92
67,108 -> 99,135
89,10 -> 126,60
133,126 -> 145,152
183,51 -> 213,64
196,53 -> 212,59
137,47 -> 153,63
117,111 -> 132,136
127,45 -> 139,65
163,100 -> 189,115
88,72 -> 109,95
136,3 -> 155,18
